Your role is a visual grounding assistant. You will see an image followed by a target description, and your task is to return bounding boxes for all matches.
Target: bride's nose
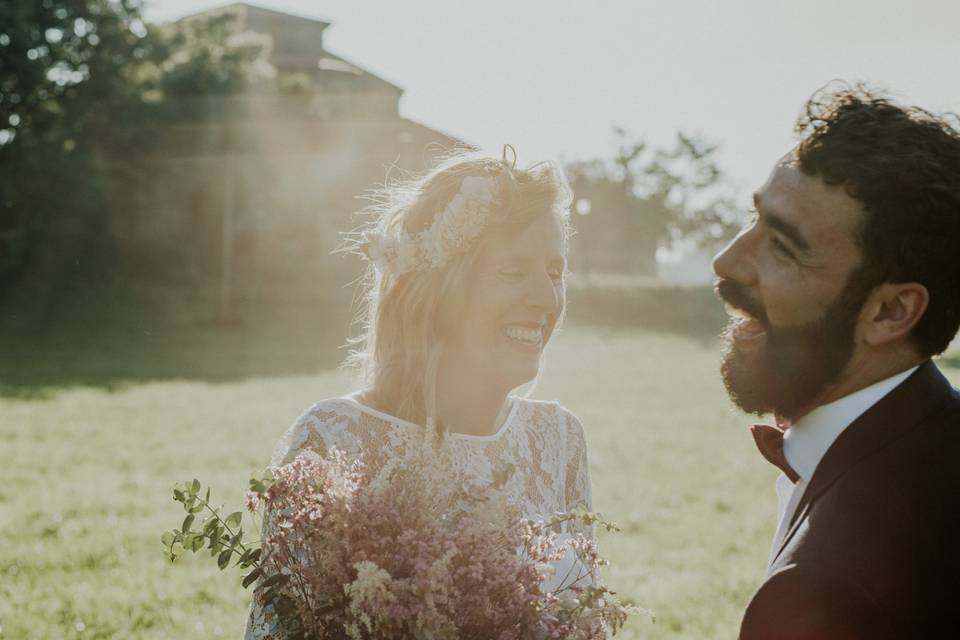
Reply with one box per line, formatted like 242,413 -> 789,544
526,270 -> 562,314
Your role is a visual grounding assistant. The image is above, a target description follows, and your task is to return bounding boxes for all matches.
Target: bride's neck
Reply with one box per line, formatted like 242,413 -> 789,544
435,372 -> 510,437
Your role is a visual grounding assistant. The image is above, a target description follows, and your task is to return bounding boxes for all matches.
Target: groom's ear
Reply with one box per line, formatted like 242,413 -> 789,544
858,282 -> 929,348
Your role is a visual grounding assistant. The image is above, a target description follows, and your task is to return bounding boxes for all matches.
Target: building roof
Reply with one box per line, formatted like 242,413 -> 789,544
176,2 -> 403,94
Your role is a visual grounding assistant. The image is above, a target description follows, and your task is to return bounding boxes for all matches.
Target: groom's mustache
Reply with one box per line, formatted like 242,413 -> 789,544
715,279 -> 769,327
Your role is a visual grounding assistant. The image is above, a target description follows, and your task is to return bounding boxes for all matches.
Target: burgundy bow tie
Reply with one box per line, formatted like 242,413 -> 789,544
750,423 -> 800,484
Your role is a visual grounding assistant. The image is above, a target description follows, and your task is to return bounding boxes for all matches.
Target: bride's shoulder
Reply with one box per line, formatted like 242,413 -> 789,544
294,396 -> 364,425
270,396 -> 363,466
513,398 -> 585,436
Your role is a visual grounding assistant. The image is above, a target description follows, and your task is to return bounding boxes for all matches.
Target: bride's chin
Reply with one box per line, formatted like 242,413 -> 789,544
493,362 -> 540,390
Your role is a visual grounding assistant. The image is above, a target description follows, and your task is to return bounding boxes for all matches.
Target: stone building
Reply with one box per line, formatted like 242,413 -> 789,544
124,3 -> 459,317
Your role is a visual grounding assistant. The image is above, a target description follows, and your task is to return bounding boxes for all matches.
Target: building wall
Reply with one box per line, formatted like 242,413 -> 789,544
113,109 -> 456,306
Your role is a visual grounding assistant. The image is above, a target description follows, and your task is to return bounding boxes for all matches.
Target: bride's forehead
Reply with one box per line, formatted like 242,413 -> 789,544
482,216 -> 566,258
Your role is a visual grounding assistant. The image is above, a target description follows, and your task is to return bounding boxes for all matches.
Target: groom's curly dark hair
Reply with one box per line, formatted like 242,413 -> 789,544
794,82 -> 960,357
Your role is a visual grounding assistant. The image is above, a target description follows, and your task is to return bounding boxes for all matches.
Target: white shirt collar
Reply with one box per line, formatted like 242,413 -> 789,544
783,366 -> 919,481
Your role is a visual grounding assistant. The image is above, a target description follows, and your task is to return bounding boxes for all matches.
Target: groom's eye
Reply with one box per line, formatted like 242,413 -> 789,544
770,235 -> 796,261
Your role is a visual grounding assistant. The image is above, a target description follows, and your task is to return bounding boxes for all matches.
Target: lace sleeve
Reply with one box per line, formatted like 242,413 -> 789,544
558,405 -> 602,593
269,402 -> 362,467
562,407 -> 593,515
244,401 -> 359,640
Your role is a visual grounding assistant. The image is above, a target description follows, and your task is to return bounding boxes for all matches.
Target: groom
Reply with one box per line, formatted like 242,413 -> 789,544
713,85 -> 960,639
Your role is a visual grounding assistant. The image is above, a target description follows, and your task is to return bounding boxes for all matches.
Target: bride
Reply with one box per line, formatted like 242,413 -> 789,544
245,148 -> 595,637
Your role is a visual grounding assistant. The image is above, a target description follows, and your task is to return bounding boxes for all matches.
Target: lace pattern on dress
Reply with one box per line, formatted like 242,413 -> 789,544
244,395 -> 593,639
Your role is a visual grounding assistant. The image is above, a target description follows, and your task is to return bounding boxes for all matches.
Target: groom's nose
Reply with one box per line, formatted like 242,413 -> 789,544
712,225 -> 758,286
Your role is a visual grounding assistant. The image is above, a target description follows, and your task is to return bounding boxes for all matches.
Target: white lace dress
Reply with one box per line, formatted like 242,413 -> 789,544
244,394 -> 594,639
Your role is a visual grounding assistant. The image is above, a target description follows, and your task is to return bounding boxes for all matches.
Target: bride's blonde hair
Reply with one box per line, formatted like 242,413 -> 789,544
344,148 -> 572,433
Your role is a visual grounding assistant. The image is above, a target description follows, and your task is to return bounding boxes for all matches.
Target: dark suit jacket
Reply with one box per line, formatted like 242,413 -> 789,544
740,361 -> 960,640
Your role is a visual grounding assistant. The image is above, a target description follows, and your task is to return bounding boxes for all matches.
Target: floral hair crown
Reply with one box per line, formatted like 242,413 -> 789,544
361,170 -> 508,275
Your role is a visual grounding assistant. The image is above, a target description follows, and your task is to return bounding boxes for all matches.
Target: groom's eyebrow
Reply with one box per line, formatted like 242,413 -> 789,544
753,193 -> 810,252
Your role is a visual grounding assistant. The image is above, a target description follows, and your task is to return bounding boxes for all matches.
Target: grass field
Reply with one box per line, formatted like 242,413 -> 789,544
2,321 -> 958,639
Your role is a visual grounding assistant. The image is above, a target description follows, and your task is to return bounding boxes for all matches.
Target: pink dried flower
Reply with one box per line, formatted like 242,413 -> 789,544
244,445 -> 641,639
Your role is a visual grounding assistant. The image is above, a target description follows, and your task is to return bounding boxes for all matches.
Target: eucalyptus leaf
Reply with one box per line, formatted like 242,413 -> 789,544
225,511 -> 242,530
182,514 -> 195,532
217,549 -> 232,570
242,566 -> 263,588
262,573 -> 289,588
238,547 -> 261,567
203,517 -> 218,535
191,478 -> 201,494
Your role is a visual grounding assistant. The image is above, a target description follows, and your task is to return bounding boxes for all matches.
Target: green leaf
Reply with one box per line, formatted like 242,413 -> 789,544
205,487 -> 210,503
242,566 -> 263,588
182,514 -> 195,533
203,517 -> 218,535
225,511 -> 242,530
173,488 -> 185,502
191,478 -> 201,494
249,470 -> 274,494
262,573 -> 289,588
217,549 -> 232,570
189,502 -> 205,514
190,535 -> 205,551
238,547 -> 261,567
209,526 -> 227,554
264,587 -> 280,604
161,531 -> 175,548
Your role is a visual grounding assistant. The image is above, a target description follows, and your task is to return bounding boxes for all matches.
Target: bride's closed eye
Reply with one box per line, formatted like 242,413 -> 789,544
498,266 -> 565,284
498,267 -> 525,283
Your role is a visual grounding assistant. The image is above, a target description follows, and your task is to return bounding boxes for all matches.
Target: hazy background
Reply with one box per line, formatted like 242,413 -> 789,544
148,0 -> 960,191
3,1 -> 960,638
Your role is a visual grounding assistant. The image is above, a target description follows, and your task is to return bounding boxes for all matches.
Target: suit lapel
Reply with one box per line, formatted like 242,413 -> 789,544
770,361 -> 956,564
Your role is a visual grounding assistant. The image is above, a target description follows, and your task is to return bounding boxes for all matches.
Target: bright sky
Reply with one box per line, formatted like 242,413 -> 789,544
145,0 -> 960,196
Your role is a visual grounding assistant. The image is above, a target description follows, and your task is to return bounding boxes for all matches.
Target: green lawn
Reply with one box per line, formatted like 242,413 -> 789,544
2,323 -> 957,639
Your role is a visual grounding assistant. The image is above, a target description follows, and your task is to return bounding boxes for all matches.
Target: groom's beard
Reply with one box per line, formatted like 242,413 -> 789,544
717,278 -> 867,421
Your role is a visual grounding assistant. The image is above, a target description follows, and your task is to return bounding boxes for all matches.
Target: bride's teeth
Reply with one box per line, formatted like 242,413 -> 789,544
504,325 -> 543,345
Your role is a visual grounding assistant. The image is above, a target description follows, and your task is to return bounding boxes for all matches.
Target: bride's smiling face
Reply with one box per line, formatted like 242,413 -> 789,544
444,214 -> 567,392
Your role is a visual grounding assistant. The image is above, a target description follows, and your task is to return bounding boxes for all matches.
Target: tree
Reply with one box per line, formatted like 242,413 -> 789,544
0,0 -> 272,301
0,0 -> 154,295
566,128 -> 742,276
